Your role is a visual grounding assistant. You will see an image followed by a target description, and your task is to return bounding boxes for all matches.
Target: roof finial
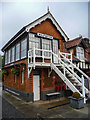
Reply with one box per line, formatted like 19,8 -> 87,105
47,6 -> 50,13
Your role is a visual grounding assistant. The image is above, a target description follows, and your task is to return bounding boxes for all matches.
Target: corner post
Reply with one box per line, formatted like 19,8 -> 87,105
81,75 -> 86,104
33,47 -> 35,69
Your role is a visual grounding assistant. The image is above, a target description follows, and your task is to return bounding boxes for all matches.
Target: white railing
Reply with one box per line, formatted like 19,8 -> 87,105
59,52 -> 72,62
28,48 -> 72,65
28,48 -> 90,93
59,51 -> 90,82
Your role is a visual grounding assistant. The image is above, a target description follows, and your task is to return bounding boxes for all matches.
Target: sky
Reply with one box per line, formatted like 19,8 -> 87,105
0,0 -> 89,55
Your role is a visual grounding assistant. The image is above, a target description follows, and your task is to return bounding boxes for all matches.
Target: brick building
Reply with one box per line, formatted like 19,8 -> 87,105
1,11 -> 90,102
65,36 -> 90,76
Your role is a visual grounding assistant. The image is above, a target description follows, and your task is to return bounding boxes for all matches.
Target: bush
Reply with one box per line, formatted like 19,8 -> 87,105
2,70 -> 9,76
72,92 -> 81,99
11,68 -> 20,76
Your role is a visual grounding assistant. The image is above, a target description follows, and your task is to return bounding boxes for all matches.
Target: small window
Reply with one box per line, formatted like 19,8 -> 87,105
8,49 -> 11,63
76,47 -> 84,60
21,71 -> 24,84
11,46 -> 15,62
29,34 -> 40,55
21,38 -> 27,59
16,43 -> 20,61
5,51 -> 8,65
42,39 -> 51,57
53,40 -> 58,54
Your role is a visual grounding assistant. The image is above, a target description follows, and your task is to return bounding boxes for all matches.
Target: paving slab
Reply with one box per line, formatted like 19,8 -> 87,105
2,90 -> 90,119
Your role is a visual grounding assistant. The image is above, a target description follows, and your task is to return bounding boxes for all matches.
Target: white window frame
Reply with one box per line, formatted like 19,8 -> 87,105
8,49 -> 11,64
29,33 -> 40,55
53,39 -> 58,54
5,51 -> 8,65
76,47 -> 84,61
11,46 -> 15,62
42,38 -> 51,57
16,43 -> 20,61
21,38 -> 27,59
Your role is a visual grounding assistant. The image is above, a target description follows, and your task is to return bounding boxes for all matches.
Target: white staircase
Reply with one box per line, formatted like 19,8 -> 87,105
28,48 -> 90,100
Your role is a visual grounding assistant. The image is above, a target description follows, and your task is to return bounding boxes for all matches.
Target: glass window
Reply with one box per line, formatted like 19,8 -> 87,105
11,47 -> 15,62
16,43 -> 20,61
5,51 -> 7,65
8,49 -> 11,63
21,38 -> 27,58
8,50 -> 11,63
29,33 -> 40,55
42,39 -> 51,57
53,40 -> 58,54
77,47 -> 84,60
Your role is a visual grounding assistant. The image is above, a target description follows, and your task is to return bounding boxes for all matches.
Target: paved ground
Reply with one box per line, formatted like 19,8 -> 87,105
2,90 -> 90,119
2,97 -> 28,119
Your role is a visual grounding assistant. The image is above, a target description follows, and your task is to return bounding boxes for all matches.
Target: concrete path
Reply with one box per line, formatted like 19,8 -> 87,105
2,90 -> 89,119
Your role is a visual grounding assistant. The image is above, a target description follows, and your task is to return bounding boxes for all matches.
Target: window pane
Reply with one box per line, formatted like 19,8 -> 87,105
42,39 -> 51,57
53,40 -> 58,54
77,47 -> 84,60
29,33 -> 40,55
5,51 -> 7,65
11,47 -> 15,62
21,38 -> 27,58
8,50 -> 11,63
16,43 -> 20,60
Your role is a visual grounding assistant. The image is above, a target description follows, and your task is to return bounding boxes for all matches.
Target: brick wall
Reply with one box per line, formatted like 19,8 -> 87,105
30,19 -> 65,52
4,59 -> 29,92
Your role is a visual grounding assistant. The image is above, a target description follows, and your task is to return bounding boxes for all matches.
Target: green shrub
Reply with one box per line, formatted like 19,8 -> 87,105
2,70 -> 9,76
11,68 -> 20,76
72,92 -> 81,99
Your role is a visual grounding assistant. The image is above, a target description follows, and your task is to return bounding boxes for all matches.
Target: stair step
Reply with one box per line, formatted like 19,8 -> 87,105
67,75 -> 73,78
72,82 -> 78,84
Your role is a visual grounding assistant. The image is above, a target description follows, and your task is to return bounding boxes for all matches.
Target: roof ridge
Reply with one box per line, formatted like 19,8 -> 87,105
67,36 -> 82,42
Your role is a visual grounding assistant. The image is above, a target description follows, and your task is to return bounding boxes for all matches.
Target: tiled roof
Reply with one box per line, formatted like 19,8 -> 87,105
65,36 -> 82,49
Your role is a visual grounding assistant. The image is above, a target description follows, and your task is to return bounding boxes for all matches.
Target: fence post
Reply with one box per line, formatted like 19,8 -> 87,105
42,49 -> 44,63
33,47 -> 35,69
81,75 -> 86,104
51,50 -> 52,63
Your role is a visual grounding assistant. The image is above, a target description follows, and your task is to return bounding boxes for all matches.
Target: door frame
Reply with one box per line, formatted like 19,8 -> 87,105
33,70 -> 41,102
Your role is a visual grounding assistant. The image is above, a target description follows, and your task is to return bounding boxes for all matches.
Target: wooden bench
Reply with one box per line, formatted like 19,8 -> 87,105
46,92 -> 61,101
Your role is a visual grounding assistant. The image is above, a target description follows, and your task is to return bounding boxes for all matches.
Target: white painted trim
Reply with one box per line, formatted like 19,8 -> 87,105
2,30 -> 26,51
26,13 -> 68,41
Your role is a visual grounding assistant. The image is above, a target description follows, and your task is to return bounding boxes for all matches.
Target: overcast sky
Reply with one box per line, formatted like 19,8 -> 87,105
0,0 -> 89,55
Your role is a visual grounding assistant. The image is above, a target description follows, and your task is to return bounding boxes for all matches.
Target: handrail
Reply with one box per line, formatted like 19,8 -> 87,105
51,63 -> 83,96
28,48 -> 90,81
51,52 -> 89,93
59,51 -> 90,81
28,48 -> 89,93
